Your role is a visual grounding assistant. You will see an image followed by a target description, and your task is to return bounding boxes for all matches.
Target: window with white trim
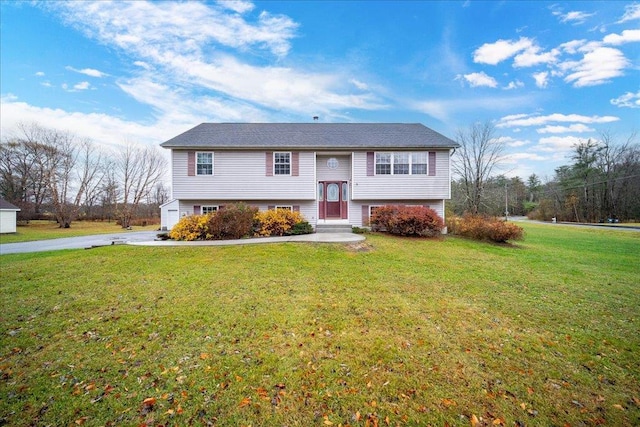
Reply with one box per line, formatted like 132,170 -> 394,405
202,205 -> 218,214
196,152 -> 213,175
375,152 -> 428,175
274,152 -> 291,175
375,153 -> 391,175
274,205 -> 292,211
411,153 -> 428,175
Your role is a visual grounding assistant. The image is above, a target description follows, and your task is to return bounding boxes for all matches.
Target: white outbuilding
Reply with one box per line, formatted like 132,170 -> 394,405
0,199 -> 21,234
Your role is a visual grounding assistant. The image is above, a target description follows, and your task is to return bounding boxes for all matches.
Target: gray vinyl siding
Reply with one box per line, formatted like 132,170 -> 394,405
351,151 -> 451,200
172,150 -> 316,200
316,154 -> 351,181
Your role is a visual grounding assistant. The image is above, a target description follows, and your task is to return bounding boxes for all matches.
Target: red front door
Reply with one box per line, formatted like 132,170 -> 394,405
325,182 -> 341,218
319,181 -> 348,219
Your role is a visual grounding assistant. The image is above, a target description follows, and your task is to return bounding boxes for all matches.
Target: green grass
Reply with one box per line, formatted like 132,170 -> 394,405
0,220 -> 159,244
1,223 -> 638,426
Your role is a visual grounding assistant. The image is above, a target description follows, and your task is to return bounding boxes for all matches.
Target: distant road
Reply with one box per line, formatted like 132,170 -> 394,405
509,216 -> 640,231
0,231 -> 159,255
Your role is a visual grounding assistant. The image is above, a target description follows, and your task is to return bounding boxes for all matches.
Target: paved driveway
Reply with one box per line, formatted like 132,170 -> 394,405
0,231 -> 159,255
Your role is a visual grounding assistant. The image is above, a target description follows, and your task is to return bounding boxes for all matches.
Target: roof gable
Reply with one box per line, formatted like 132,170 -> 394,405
0,199 -> 20,210
160,123 -> 459,150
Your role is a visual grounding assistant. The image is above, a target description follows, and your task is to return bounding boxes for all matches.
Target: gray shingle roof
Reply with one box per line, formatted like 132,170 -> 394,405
0,199 -> 20,210
160,123 -> 459,150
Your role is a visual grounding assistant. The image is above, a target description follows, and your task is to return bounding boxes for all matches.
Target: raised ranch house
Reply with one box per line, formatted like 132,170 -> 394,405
160,123 -> 459,232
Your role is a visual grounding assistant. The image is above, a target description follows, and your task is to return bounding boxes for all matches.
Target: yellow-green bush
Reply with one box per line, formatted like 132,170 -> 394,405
168,214 -> 211,241
255,209 -> 304,236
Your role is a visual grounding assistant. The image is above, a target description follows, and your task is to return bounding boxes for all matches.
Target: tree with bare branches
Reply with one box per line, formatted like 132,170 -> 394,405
115,144 -> 167,228
452,121 -> 505,215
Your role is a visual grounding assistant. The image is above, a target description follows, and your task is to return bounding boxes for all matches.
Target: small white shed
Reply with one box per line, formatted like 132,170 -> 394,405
160,199 -> 179,231
0,199 -> 21,234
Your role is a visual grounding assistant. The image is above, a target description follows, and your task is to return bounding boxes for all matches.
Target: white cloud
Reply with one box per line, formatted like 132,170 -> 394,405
460,72 -> 498,88
532,71 -> 549,88
602,29 -> 640,45
563,46 -> 629,87
217,0 -> 255,14
73,81 -> 91,90
503,80 -> 524,90
611,91 -> 640,108
66,66 -> 108,78
538,135 -> 584,152
501,136 -> 530,147
559,39 -> 587,54
35,71 -> 45,77
473,37 -> 533,65
0,94 -> 171,150
350,79 -> 369,90
39,1 -> 384,119
514,46 -> 559,67
497,113 -> 619,128
618,4 -> 640,23
503,152 -> 547,162
133,61 -> 152,70
537,124 -> 595,134
48,1 -> 298,58
556,11 -> 595,24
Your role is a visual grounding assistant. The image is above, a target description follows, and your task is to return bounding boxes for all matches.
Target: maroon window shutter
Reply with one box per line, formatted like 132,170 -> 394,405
292,152 -> 299,176
366,152 -> 374,176
268,205 -> 275,210
193,205 -> 201,215
188,151 -> 195,176
428,151 -> 436,176
293,205 -> 300,212
266,152 -> 273,176
362,205 -> 370,225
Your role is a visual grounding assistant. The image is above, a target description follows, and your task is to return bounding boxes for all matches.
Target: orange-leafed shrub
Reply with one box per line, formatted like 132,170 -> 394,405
255,209 -> 305,236
207,203 -> 258,240
370,205 -> 444,237
169,214 -> 211,241
446,214 -> 523,243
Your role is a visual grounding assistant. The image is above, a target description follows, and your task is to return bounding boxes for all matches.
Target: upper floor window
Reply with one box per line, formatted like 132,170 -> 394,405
375,153 -> 392,175
197,152 -> 213,175
376,152 -> 428,175
274,152 -> 291,175
411,153 -> 428,175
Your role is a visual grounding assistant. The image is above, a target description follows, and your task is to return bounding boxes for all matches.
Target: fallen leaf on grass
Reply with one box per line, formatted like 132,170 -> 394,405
75,417 -> 89,425
142,397 -> 156,406
442,398 -> 457,407
239,397 -> 251,408
613,404 -> 625,411
470,414 -> 480,426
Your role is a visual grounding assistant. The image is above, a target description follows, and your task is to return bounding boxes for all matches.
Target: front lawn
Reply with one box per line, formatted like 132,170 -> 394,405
1,223 -> 638,426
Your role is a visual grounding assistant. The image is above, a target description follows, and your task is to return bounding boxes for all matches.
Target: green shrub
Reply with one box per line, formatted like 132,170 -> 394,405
370,205 -> 444,237
168,214 -> 211,241
285,221 -> 314,235
207,203 -> 258,240
446,214 -> 523,243
255,209 -> 305,236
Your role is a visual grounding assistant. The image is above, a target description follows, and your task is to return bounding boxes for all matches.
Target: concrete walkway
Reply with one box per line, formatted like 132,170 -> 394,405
0,231 -> 365,255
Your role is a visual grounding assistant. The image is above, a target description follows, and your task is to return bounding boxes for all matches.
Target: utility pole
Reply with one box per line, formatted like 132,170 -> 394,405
505,182 -> 509,221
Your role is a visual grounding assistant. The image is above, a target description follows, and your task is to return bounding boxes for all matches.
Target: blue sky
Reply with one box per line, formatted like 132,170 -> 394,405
1,1 -> 639,179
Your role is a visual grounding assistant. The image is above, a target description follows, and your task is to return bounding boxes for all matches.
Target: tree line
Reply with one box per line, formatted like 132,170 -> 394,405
0,123 -> 168,228
450,122 -> 640,222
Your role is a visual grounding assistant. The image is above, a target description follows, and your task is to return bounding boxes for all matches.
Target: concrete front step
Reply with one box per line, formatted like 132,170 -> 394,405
315,224 -> 353,233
